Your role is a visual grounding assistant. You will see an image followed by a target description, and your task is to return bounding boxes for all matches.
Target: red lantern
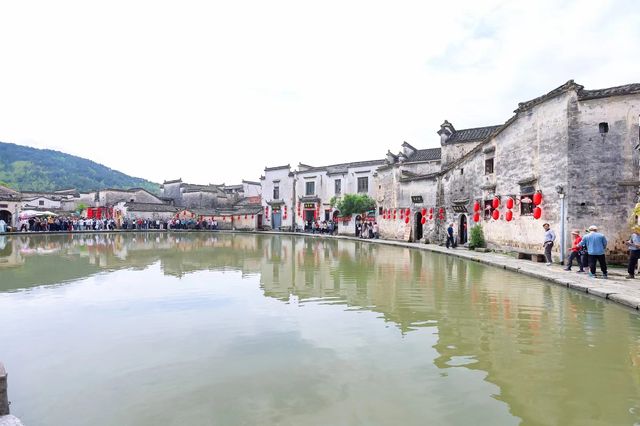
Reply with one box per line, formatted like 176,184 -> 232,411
252,214 -> 254,219
473,212 -> 480,222
405,216 -> 410,224
223,216 -> 226,221
438,208 -> 444,220
492,209 -> 500,220
473,201 -> 480,212
505,210 -> 513,222
405,208 -> 410,217
492,196 -> 500,209
533,206 -> 542,219
533,192 -> 543,206
421,208 -> 426,216
506,197 -> 514,210
421,216 -> 426,225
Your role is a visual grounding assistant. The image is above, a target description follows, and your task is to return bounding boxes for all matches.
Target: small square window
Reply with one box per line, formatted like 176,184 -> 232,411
39,200 -> 44,206
485,158 -> 494,175
305,181 -> 315,196
520,194 -> 534,215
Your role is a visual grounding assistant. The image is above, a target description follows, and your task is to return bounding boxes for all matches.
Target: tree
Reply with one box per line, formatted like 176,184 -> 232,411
469,224 -> 486,249
334,194 -> 376,217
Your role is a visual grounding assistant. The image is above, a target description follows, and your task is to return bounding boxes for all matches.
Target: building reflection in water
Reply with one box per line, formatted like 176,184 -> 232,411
1,232 -> 640,423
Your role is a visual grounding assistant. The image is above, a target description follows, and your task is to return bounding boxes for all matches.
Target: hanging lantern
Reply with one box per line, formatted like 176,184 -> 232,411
473,201 -> 480,212
492,196 -> 500,209
244,214 -> 247,219
505,210 -> 513,222
533,192 -> 543,206
533,206 -> 542,219
405,216 -> 410,224
438,208 -> 444,220
223,216 -> 226,221
506,197 -> 514,210
251,214 -> 254,219
473,212 -> 480,222
492,209 -> 500,220
421,208 -> 426,216
421,216 -> 426,225
405,208 -> 410,217
400,209 -> 404,219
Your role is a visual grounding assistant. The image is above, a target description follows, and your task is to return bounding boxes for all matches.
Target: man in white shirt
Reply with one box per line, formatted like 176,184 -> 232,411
543,223 -> 556,266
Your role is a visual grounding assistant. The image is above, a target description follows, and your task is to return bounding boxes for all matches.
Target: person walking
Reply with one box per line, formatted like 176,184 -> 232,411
564,229 -> 584,272
446,223 -> 455,249
579,225 -> 608,278
626,226 -> 640,279
542,223 -> 556,266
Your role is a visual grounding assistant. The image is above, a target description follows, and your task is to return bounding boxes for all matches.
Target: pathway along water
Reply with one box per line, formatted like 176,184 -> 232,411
0,232 -> 639,425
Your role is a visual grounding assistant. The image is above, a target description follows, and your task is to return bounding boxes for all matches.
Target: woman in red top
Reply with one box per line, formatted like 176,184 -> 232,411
564,229 -> 585,272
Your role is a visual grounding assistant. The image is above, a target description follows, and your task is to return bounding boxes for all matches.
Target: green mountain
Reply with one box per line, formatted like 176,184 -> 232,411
0,142 -> 160,193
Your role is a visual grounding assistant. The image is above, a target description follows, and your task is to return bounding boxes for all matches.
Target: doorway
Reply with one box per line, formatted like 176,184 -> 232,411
272,212 -> 281,229
459,214 -> 468,244
257,214 -> 263,229
414,212 -> 423,241
0,210 -> 11,228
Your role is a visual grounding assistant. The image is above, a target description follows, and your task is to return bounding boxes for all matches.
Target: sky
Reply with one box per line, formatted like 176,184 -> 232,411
0,0 -> 638,185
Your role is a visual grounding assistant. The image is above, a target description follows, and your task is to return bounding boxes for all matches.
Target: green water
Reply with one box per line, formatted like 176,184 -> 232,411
0,233 -> 639,426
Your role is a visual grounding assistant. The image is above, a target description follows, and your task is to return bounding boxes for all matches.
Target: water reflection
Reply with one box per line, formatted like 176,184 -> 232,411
1,233 -> 640,425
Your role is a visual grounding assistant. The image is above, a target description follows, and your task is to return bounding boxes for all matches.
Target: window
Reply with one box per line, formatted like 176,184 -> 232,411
520,194 -> 534,215
484,200 -> 493,220
39,200 -> 44,206
357,177 -> 369,193
305,181 -> 315,196
334,179 -> 342,195
273,185 -> 279,199
485,158 -> 494,175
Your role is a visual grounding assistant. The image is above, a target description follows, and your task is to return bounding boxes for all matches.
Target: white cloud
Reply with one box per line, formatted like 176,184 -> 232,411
0,0 -> 637,184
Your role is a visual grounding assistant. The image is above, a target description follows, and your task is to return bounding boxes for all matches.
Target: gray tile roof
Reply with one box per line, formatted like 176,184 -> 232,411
446,126 -> 501,144
408,148 -> 441,162
579,83 -> 640,100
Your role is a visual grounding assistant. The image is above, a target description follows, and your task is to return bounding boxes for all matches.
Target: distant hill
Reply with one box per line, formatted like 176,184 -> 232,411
0,142 -> 160,193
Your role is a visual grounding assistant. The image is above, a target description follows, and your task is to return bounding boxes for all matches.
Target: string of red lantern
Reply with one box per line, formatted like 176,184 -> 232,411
533,191 -> 543,219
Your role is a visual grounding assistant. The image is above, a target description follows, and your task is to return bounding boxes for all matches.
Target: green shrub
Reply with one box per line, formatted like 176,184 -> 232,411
334,194 -> 376,217
469,224 -> 486,249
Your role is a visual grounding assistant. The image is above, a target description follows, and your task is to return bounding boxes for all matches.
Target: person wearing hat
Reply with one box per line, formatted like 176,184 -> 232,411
579,225 -> 608,278
564,229 -> 585,272
625,225 -> 640,279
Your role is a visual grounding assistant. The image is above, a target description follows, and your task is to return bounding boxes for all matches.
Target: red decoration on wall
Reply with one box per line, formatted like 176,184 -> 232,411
505,210 -> 513,222
421,208 -> 426,216
473,201 -> 480,212
533,206 -> 542,219
492,209 -> 500,220
473,212 -> 480,222
438,207 -> 444,220
421,216 -> 426,225
492,196 -> 500,209
506,197 -> 514,210
252,214 -> 254,219
405,208 -> 410,217
533,192 -> 543,206
405,216 -> 410,224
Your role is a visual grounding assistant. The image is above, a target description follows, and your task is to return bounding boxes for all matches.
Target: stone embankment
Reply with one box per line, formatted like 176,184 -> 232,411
0,363 -> 23,426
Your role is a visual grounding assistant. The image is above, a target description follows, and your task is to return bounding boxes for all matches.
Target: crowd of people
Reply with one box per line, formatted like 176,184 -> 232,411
6,216 -> 221,232
303,220 -> 338,234
355,221 -> 379,239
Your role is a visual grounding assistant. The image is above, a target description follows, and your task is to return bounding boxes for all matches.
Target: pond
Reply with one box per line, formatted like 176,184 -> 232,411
0,233 -> 639,425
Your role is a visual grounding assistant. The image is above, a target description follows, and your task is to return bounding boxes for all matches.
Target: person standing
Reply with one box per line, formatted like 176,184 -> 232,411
542,223 -> 556,266
626,226 -> 640,279
446,223 -> 455,249
579,225 -> 608,279
564,230 -> 584,272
